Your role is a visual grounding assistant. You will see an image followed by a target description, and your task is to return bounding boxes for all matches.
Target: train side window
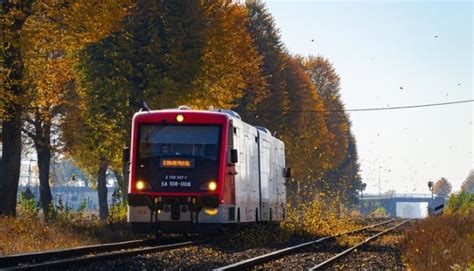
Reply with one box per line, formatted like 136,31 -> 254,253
228,124 -> 234,148
228,123 -> 235,164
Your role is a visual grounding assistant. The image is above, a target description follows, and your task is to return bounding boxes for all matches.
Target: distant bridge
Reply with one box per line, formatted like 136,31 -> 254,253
360,193 -> 447,217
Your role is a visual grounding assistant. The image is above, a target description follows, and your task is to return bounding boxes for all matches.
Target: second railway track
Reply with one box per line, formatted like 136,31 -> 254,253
0,238 -> 203,270
215,218 -> 410,270
308,219 -> 411,270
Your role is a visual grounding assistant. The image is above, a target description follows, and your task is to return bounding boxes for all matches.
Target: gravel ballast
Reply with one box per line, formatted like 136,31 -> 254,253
64,220 -> 410,270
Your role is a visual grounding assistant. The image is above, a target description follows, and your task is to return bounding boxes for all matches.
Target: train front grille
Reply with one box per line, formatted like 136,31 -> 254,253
171,205 -> 180,220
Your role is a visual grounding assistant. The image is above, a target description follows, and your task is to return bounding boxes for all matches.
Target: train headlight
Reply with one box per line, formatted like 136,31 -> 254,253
204,208 -> 218,216
176,114 -> 184,122
136,180 -> 146,190
208,181 -> 217,191
200,181 -> 217,191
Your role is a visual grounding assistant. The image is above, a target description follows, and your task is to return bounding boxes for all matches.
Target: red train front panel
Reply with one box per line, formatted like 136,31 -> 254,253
127,110 -> 236,233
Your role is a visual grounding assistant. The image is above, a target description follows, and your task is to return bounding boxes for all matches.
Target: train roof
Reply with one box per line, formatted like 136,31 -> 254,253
134,106 -> 274,135
135,106 -> 240,120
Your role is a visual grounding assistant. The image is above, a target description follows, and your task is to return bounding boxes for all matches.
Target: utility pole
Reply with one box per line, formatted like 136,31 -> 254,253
428,181 -> 434,214
378,166 -> 382,196
360,182 -> 367,214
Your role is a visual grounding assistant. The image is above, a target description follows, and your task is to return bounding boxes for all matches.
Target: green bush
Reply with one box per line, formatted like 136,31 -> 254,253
371,206 -> 387,217
108,188 -> 127,222
445,192 -> 474,215
109,202 -> 127,222
78,199 -> 87,212
17,192 -> 39,218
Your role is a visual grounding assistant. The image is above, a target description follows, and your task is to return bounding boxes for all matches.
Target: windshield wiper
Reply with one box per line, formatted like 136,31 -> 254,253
145,120 -> 168,142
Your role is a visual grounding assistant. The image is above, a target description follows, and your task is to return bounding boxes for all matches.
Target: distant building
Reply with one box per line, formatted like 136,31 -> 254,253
18,186 -> 116,211
16,155 -> 118,211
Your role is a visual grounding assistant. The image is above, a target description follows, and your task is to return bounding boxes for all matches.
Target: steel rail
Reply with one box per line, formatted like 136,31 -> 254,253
0,239 -> 153,268
3,240 -> 204,270
214,218 -> 402,271
309,219 -> 411,270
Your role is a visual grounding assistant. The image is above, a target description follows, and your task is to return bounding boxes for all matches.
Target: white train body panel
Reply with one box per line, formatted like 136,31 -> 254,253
232,118 -> 286,223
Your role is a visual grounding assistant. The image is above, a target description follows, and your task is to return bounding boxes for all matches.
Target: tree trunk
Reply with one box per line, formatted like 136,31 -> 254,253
121,165 -> 129,202
36,147 -> 52,218
121,146 -> 130,202
0,1 -> 33,216
112,170 -> 125,203
0,117 -> 22,215
97,160 -> 109,220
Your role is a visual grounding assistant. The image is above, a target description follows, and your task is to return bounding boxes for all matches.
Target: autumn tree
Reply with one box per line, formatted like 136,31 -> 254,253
20,2 -> 74,215
332,134 -> 362,206
0,0 -> 35,216
303,56 -> 349,168
302,56 -> 364,206
188,1 -> 267,109
314,132 -> 362,208
68,0 -> 265,219
66,53 -> 127,218
433,177 -> 452,197
280,55 -> 333,202
14,0 -> 131,218
240,0 -> 287,131
461,170 -> 474,194
242,1 -> 343,204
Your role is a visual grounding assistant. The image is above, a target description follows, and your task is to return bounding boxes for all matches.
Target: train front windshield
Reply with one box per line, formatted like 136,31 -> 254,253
135,124 -> 221,193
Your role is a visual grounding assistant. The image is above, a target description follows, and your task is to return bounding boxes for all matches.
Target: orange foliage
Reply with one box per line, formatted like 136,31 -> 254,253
400,214 -> 474,270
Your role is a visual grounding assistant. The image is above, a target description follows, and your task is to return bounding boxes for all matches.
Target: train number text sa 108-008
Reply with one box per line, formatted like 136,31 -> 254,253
161,175 -> 191,188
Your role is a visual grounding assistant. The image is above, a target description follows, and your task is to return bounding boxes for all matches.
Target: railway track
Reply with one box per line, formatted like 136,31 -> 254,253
215,218 -> 409,270
0,238 -> 203,270
308,219 -> 411,270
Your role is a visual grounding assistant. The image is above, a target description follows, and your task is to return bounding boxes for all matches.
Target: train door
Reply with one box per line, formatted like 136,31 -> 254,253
223,121 -> 236,210
243,126 -> 252,221
270,141 -> 278,221
245,126 -> 259,222
232,120 -> 257,223
258,132 -> 271,221
275,142 -> 286,220
232,121 -> 246,222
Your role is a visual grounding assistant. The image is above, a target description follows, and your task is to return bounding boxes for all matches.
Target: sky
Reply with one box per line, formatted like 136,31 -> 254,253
265,0 -> 473,194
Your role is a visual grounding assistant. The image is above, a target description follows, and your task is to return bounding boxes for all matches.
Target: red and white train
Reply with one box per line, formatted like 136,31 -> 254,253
127,106 -> 289,234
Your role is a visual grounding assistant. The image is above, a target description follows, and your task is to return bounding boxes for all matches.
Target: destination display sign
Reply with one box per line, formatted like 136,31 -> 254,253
160,158 -> 195,168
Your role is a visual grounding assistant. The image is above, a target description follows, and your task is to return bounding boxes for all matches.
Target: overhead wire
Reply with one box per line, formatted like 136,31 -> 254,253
247,99 -> 474,113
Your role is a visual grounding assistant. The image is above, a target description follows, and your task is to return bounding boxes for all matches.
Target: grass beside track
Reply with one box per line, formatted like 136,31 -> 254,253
400,213 -> 474,270
0,215 -> 140,256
